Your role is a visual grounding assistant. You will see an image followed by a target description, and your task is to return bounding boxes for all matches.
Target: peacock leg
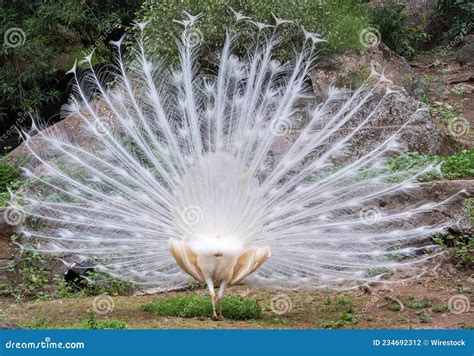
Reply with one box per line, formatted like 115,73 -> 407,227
217,282 -> 227,320
205,278 -> 218,320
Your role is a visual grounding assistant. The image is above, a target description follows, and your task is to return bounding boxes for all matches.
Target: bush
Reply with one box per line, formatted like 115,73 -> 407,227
434,0 -> 474,42
0,0 -> 142,122
0,155 -> 23,206
369,3 -> 428,59
141,293 -> 263,320
136,0 -> 370,63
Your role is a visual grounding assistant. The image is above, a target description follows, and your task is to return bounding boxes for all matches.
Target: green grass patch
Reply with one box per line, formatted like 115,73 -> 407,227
386,149 -> 474,181
141,293 -> 263,320
307,149 -> 473,186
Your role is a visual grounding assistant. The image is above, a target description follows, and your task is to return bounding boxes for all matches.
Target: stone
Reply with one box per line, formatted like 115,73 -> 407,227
458,35 -> 474,66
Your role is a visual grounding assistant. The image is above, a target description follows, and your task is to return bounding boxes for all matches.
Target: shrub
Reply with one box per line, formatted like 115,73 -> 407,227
369,3 -> 428,59
136,0 -> 370,63
434,0 -> 474,42
0,155 -> 24,206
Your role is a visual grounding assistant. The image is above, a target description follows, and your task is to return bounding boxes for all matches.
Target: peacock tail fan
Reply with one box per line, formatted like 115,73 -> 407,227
12,11 -> 462,292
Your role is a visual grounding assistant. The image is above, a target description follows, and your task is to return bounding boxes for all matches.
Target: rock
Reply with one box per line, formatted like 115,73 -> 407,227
309,46 -> 456,156
458,35 -> 474,66
311,43 -> 418,97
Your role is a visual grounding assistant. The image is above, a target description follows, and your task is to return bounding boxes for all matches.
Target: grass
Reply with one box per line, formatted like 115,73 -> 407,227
386,149 -> 474,181
141,293 -> 263,320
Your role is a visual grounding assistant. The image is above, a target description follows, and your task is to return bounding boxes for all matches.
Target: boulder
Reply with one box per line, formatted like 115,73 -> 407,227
458,35 -> 474,66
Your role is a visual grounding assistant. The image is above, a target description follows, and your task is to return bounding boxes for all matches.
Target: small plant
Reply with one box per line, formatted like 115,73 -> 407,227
416,310 -> 432,323
320,295 -> 353,313
432,233 -> 473,268
141,293 -> 263,320
319,312 -> 357,329
451,86 -> 465,96
432,304 -> 449,313
406,297 -> 433,310
85,309 -> 127,329
388,302 -> 401,312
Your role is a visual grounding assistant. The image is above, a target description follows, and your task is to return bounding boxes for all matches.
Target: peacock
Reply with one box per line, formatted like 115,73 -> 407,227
13,12 -> 459,320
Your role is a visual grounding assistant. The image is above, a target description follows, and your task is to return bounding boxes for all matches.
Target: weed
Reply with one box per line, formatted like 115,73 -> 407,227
406,297 -> 433,310
416,310 -> 432,323
85,310 -> 127,329
320,295 -> 353,313
451,86 -> 465,96
388,302 -> 401,312
432,305 -> 449,313
319,312 -> 357,329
